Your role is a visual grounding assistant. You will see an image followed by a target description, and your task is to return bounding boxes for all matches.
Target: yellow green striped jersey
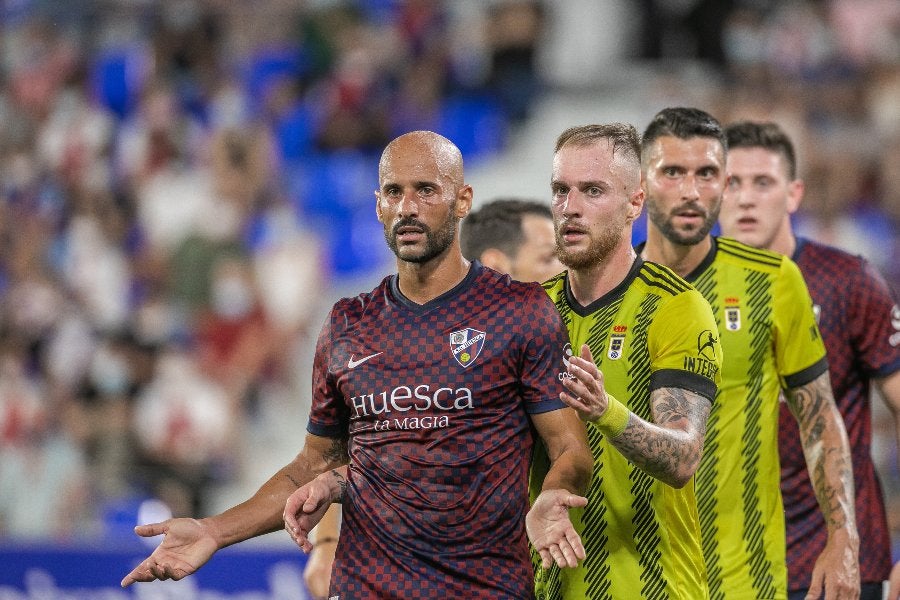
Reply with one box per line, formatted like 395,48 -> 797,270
688,238 -> 827,600
531,256 -> 721,600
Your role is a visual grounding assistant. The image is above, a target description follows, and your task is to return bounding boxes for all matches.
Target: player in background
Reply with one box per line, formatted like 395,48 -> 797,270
460,198 -> 564,284
121,131 -> 594,599
639,106 -> 859,600
720,120 -> 900,600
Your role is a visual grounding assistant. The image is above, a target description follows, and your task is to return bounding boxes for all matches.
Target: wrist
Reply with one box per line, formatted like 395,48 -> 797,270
592,392 -> 629,437
316,469 -> 348,503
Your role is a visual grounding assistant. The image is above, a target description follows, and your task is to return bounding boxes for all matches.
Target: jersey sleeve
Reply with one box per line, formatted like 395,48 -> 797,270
307,304 -> 351,438
520,285 -> 569,415
647,288 -> 722,402
849,259 -> 900,378
774,257 -> 828,389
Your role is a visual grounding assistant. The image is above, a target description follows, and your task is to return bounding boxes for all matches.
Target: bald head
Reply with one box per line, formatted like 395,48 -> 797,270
379,131 -> 464,188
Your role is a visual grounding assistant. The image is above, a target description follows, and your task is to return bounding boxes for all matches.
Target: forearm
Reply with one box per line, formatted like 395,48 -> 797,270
207,435 -> 349,549
204,464 -> 308,548
608,387 -> 708,488
532,409 -> 593,496
787,374 -> 857,536
542,448 -> 591,496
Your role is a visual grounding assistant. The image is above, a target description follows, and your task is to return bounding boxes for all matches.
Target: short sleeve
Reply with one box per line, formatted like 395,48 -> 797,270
849,259 -> 900,378
773,257 -> 828,389
307,306 -> 351,438
648,288 -> 722,402
520,286 -> 570,415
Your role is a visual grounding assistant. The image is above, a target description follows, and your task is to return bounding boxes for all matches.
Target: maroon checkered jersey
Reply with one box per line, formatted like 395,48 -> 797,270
781,238 -> 900,590
307,261 -> 571,599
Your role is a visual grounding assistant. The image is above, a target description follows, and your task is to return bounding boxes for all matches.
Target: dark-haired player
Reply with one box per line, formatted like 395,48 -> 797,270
722,119 -> 900,600
639,106 -> 859,600
461,198 -> 564,284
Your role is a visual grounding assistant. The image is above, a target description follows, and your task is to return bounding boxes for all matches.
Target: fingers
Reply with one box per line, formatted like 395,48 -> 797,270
546,538 -> 582,569
565,529 -> 586,561
538,548 -> 553,570
120,560 -> 189,587
579,343 -> 595,364
134,522 -> 167,537
563,494 -> 589,509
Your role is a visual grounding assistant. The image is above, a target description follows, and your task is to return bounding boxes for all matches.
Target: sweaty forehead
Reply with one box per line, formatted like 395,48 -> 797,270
379,134 -> 463,186
650,135 -> 725,166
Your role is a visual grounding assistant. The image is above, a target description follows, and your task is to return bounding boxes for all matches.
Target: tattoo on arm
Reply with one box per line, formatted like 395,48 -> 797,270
784,373 -> 855,530
323,438 -> 350,466
611,387 -> 709,487
331,469 -> 348,503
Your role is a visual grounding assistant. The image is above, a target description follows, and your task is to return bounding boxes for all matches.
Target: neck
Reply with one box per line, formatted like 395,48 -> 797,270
641,228 -> 712,278
766,221 -> 798,258
396,247 -> 470,305
567,241 -> 637,305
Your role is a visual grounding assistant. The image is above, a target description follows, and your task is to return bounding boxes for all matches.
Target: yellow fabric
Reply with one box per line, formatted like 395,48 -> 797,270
692,238 -> 827,600
532,258 -> 720,600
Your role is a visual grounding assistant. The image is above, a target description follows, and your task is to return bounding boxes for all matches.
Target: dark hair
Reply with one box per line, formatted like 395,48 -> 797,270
640,107 -> 727,160
724,121 -> 797,180
554,123 -> 641,167
460,198 -> 552,261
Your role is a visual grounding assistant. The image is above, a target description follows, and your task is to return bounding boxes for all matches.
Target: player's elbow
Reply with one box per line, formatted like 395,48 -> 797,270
664,447 -> 703,489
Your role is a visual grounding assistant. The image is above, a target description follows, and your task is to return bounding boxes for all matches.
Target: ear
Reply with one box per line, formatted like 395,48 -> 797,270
479,248 -> 512,274
786,179 -> 804,215
625,187 -> 645,223
375,191 -> 384,223
456,185 -> 473,218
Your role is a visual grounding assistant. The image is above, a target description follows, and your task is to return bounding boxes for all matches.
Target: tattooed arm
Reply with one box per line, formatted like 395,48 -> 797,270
783,371 -> 859,599
561,344 -> 710,488
121,434 -> 349,587
611,386 -> 710,488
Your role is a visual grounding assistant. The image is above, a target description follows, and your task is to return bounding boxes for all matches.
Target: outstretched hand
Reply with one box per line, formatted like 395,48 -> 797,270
283,474 -> 338,553
120,518 -> 219,587
527,489 -> 588,569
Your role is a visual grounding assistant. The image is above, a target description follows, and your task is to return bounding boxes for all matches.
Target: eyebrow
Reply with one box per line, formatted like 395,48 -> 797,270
551,179 -> 612,191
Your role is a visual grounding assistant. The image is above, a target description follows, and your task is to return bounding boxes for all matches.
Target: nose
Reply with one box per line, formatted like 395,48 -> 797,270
559,191 -> 582,219
680,174 -> 701,201
397,190 -> 419,217
725,180 -> 752,208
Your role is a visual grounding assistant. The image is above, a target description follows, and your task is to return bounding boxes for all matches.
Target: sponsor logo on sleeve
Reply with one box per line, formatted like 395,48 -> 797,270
683,329 -> 720,379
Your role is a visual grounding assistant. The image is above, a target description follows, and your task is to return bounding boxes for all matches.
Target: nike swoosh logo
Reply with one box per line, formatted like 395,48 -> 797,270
348,352 -> 383,369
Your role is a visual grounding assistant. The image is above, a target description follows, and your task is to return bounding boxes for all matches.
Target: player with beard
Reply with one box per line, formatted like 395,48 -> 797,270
305,197 -> 566,599
121,131 -> 594,599
638,107 -> 859,600
530,123 -> 721,599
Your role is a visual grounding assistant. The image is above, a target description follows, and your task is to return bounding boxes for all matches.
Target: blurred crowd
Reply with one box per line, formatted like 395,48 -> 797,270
0,0 -> 898,551
0,0 -> 546,540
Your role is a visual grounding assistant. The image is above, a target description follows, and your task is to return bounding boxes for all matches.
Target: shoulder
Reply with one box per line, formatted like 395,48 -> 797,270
636,260 -> 694,298
796,238 -> 870,277
329,276 -> 391,328
715,236 -> 784,273
478,263 -> 548,300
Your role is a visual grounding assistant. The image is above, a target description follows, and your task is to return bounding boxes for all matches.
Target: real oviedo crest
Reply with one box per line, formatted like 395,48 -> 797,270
449,328 -> 486,368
